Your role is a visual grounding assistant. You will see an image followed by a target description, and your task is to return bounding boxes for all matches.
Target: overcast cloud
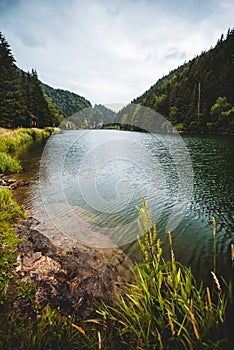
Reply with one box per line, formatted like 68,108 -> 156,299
0,0 -> 233,105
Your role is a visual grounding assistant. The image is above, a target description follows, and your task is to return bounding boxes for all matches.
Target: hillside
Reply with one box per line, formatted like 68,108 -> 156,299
42,83 -> 91,118
62,104 -> 116,129
0,31 -> 91,128
124,28 -> 234,134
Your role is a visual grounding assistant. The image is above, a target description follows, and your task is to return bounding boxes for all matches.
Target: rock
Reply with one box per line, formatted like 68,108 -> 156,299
14,217 -> 132,319
0,177 -> 28,190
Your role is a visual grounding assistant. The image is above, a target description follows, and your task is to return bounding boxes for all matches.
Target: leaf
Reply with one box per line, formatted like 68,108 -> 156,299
71,323 -> 85,335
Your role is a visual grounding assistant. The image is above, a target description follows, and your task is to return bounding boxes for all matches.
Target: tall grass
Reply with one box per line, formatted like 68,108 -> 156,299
98,197 -> 228,349
0,128 -> 32,153
0,188 -> 22,303
0,152 -> 22,174
0,127 -> 56,174
0,308 -> 92,350
0,193 -> 232,349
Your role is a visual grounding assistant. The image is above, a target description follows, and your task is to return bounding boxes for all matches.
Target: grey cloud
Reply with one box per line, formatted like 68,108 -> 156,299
16,30 -> 45,48
0,0 -> 22,17
164,49 -> 186,61
0,0 -> 233,104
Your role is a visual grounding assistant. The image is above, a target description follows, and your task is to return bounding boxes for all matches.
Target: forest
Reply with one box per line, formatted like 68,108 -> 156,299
117,28 -> 234,134
41,83 -> 91,118
64,103 -> 116,129
1,29 -> 234,133
0,32 -> 91,128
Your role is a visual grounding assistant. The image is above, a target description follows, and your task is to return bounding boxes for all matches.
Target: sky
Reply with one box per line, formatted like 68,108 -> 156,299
0,0 -> 234,106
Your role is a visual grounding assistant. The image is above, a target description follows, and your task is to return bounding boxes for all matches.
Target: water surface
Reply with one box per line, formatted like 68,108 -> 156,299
15,130 -> 234,282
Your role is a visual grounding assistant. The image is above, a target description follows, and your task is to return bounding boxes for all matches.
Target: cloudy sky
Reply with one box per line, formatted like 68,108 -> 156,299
0,0 -> 233,106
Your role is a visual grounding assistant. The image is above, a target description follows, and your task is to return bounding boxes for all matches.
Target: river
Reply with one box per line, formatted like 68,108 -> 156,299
14,130 -> 234,283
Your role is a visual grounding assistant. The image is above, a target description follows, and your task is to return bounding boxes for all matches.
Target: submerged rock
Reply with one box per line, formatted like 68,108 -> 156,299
0,175 -> 28,190
14,217 -> 132,318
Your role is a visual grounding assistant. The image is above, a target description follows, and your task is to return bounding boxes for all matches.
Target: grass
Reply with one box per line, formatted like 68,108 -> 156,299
0,127 -> 56,174
0,191 -> 233,349
0,188 -> 22,303
0,128 -> 32,153
0,152 -> 22,174
97,198 -> 230,349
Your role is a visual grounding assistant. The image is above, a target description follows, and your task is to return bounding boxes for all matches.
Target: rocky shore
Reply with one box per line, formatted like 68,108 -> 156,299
1,173 -> 133,318
14,216 -> 133,319
0,175 -> 28,190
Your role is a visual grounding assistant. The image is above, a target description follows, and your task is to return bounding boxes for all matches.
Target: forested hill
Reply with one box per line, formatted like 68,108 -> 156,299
62,104 -> 116,129
0,31 -> 91,128
132,28 -> 234,134
42,83 -> 91,118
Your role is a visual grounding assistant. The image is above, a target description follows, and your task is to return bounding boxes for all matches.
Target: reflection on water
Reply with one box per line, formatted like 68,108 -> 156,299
14,131 -> 234,282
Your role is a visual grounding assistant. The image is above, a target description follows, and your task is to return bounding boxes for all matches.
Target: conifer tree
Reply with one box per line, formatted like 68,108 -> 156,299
0,32 -> 26,127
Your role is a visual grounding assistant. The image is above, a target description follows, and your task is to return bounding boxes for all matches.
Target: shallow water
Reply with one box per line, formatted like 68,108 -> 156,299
14,130 -> 234,282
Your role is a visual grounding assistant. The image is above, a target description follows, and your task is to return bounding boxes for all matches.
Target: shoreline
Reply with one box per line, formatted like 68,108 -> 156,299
6,166 -> 133,318
14,215 -> 132,318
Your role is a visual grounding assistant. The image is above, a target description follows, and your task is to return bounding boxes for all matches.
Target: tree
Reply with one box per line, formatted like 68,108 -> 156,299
0,32 -> 63,128
210,97 -> 233,132
133,28 -> 234,134
210,96 -> 231,118
0,32 -> 26,127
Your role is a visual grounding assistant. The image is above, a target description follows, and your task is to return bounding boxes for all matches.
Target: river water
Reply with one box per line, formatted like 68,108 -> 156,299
14,130 -> 234,282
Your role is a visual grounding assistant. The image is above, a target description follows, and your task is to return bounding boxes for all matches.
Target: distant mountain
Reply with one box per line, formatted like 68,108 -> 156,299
41,83 -> 91,118
119,28 -> 234,134
62,104 -> 116,129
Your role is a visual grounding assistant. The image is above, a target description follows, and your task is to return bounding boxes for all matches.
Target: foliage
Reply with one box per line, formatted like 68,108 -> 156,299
0,307 -> 102,350
42,83 -> 91,118
0,153 -> 22,173
0,193 -> 233,349
98,198 -> 228,349
0,127 -> 55,174
63,104 -> 116,129
0,33 -> 27,128
132,28 -> 234,134
0,188 -> 22,303
0,32 -> 90,128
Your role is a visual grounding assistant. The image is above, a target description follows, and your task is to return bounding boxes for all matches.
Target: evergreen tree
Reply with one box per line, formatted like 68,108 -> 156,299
0,32 -> 26,127
134,28 -> 234,134
0,32 -> 63,128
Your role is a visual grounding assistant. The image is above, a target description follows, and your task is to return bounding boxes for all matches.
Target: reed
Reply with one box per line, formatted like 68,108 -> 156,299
212,217 -> 217,274
98,198 -> 228,349
0,194 -> 232,349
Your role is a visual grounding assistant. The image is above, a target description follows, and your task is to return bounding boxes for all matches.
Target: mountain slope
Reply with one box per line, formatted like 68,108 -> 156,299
63,104 -> 116,129
41,83 -> 91,118
132,28 -> 234,133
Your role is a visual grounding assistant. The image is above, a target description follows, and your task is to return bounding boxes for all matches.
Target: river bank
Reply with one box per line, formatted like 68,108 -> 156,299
0,127 -> 132,317
0,128 -> 233,349
14,215 -> 132,319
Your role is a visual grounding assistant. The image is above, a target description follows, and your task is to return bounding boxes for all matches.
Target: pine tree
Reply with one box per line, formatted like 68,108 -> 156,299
25,69 -> 58,127
0,32 -> 27,127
